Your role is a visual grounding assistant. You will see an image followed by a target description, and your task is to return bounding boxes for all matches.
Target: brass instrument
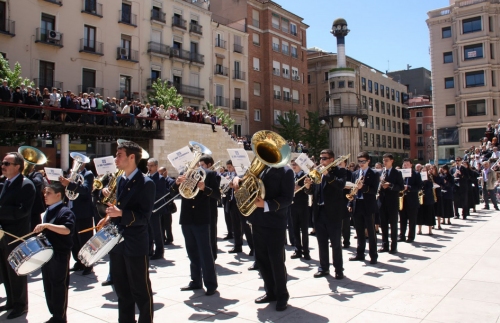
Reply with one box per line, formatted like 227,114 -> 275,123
18,146 -> 47,176
294,154 -> 350,194
418,190 -> 424,205
93,173 -> 107,191
101,170 -> 124,205
429,173 -> 437,203
220,173 -> 236,197
65,152 -> 91,200
179,141 -> 212,199
209,160 -> 222,171
346,171 -> 364,201
376,168 -> 387,197
399,190 -> 405,211
234,130 -> 291,216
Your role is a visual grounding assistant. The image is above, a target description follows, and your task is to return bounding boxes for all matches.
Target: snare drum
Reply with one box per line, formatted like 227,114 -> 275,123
78,224 -> 122,267
8,235 -> 53,276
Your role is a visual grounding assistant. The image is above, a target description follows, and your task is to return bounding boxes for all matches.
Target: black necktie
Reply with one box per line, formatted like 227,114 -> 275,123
0,180 -> 11,198
118,178 -> 128,196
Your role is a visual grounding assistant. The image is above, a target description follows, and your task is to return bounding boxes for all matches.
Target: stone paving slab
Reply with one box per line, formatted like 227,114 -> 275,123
0,203 -> 499,322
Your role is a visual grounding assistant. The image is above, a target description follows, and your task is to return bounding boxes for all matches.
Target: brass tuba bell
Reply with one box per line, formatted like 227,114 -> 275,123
234,130 -> 291,216
18,146 -> 48,176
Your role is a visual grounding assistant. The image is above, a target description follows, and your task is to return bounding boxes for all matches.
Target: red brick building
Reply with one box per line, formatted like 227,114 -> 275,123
408,97 -> 434,162
210,0 -> 309,135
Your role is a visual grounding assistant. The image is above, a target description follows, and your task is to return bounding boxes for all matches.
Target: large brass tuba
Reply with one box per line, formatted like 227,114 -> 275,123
179,141 -> 212,199
65,152 -> 91,200
234,130 -> 291,216
18,146 -> 47,176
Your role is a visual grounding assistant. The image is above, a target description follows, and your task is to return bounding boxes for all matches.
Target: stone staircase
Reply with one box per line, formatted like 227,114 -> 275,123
150,122 -> 251,176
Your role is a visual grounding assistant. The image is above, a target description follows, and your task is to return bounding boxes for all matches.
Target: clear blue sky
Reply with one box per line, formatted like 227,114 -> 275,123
274,0 -> 450,72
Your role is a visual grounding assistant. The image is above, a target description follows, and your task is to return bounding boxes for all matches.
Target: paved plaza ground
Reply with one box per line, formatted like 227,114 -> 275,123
1,202 -> 500,322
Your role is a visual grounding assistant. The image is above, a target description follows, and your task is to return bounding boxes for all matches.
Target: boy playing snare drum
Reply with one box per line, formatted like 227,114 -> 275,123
33,182 -> 75,323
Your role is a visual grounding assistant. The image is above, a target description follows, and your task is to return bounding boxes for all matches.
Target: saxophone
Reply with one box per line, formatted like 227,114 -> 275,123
101,170 -> 125,205
346,172 -> 364,201
399,190 -> 405,211
429,173 -> 437,202
418,190 -> 424,205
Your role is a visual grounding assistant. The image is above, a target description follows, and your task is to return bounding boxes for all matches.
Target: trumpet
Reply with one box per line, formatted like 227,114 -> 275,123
93,173 -> 108,191
294,154 -> 351,194
346,172 -> 364,201
209,160 -> 222,171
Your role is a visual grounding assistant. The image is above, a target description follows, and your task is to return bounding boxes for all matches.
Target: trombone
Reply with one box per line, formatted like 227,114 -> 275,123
294,154 -> 350,194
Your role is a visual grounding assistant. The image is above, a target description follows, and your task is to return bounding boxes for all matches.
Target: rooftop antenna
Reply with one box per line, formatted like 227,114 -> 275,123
387,60 -> 389,72
407,64 -> 412,70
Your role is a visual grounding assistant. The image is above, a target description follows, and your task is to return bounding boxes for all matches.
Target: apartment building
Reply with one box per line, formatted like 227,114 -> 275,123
211,19 -> 249,136
210,0 -> 309,135
0,0 -> 211,105
408,97 -> 435,163
387,67 -> 432,98
427,0 -> 500,161
308,50 -> 411,161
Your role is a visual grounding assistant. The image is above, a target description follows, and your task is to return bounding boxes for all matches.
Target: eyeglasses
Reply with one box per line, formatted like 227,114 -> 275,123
1,161 -> 17,167
290,164 -> 297,166
357,160 -> 368,164
319,157 -> 330,161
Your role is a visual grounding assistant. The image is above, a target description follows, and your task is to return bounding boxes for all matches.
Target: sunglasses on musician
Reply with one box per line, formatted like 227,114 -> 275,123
319,157 -> 330,161
1,161 -> 17,167
357,160 -> 368,164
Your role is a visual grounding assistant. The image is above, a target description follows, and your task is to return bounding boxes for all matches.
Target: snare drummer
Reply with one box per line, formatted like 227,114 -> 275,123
33,182 -> 75,323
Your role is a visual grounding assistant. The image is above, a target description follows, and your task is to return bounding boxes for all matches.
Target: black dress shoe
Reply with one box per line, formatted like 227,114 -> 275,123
290,252 -> 302,259
82,267 -> 93,276
335,272 -> 345,280
389,249 -> 397,254
223,235 -> 233,240
309,231 -> 316,236
314,271 -> 330,278
248,249 -> 254,256
276,300 -> 288,311
378,248 -> 389,253
228,247 -> 242,254
349,256 -> 365,262
406,239 -> 414,243
164,241 -> 172,246
495,207 -> 499,211
255,294 -> 276,304
69,264 -> 84,272
397,237 -> 406,242
303,254 -> 311,260
7,309 -> 28,319
101,280 -> 113,286
0,305 -> 13,312
205,289 -> 217,296
343,244 -> 350,249
180,285 -> 202,291
150,254 -> 164,260
248,263 -> 259,271
370,259 -> 378,265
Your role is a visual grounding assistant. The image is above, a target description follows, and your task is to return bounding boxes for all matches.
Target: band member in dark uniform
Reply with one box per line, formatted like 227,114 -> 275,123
27,166 -> 46,230
290,159 -> 311,260
339,159 -> 352,249
199,156 -> 221,260
451,156 -> 470,219
59,160 -> 95,275
378,153 -> 404,254
173,155 -> 219,295
99,141 -> 155,323
222,160 -> 236,240
228,171 -> 254,256
158,167 -> 176,245
304,150 -> 347,279
348,152 -> 379,265
0,152 -> 35,319
399,158 -> 422,242
34,182 -> 75,323
147,158 -> 166,260
233,161 -> 295,311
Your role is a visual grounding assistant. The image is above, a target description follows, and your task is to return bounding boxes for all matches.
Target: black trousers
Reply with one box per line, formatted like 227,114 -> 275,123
291,202 -> 309,255
315,207 -> 343,273
148,213 -> 164,257
0,238 -> 28,311
109,253 -> 153,323
483,189 -> 498,209
353,200 -> 377,261
181,224 -> 218,291
342,212 -> 351,247
399,206 -> 418,241
161,211 -> 173,242
72,217 -> 93,268
42,251 -> 70,323
253,224 -> 289,300
287,207 -> 295,246
454,188 -> 469,217
379,201 -> 398,251
210,201 -> 218,260
230,200 -> 253,250
30,211 -> 42,232
223,197 -> 233,236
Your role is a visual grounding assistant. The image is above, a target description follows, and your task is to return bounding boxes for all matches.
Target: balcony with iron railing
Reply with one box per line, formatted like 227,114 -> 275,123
172,16 -> 187,30
116,47 -> 139,62
151,9 -> 166,23
321,104 -> 368,118
233,70 -> 246,81
119,10 -> 137,27
33,79 -> 63,91
292,98 -> 300,104
79,39 -> 104,55
233,99 -> 247,110
283,96 -> 291,102
44,0 -> 62,6
215,38 -> 226,49
0,20 -> 15,37
146,78 -> 160,90
147,41 -> 170,56
172,82 -> 204,98
190,52 -> 204,65
82,1 -> 103,17
274,94 -> 281,100
35,28 -> 63,47
214,65 -> 228,77
214,96 -> 229,107
189,23 -> 202,35
234,43 -> 243,53
78,86 -> 103,95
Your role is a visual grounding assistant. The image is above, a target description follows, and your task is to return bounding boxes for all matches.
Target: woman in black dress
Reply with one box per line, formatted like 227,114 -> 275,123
430,165 -> 444,230
417,168 -> 436,235
440,165 -> 454,225
464,162 -> 480,213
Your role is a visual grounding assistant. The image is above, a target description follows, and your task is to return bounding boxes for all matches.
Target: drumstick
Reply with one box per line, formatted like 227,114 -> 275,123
78,226 -> 97,234
7,231 -> 36,245
1,230 -> 26,242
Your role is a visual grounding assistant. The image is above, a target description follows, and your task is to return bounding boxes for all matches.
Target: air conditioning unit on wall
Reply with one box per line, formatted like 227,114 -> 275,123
48,30 -> 61,41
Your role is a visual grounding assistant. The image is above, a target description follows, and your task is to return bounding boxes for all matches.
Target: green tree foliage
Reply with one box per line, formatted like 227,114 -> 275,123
0,53 -> 34,88
147,79 -> 183,108
272,109 -> 302,143
302,111 -> 329,159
